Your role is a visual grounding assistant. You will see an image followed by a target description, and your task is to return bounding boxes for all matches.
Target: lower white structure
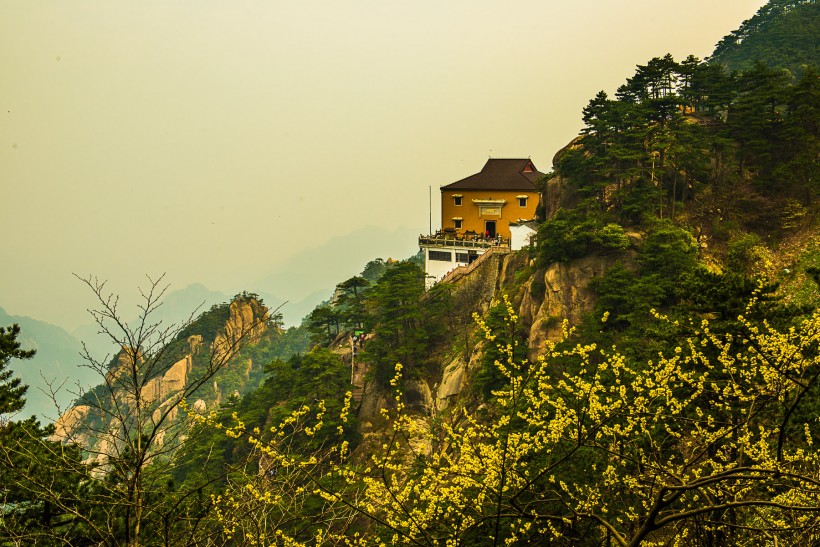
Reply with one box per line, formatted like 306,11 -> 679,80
419,235 -> 495,290
509,220 -> 538,251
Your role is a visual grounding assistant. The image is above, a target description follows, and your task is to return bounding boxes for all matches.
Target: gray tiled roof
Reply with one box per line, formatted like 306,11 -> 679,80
442,159 -> 544,191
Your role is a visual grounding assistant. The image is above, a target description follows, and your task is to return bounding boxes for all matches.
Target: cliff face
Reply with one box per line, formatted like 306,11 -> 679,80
520,253 -> 619,359
52,404 -> 91,442
542,174 -> 579,220
140,355 -> 191,405
422,249 -> 617,412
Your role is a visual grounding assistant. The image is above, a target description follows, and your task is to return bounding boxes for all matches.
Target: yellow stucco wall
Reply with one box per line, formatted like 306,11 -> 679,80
440,189 -> 539,239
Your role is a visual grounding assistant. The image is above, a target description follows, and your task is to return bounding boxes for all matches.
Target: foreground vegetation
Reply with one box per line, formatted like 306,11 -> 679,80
4,278 -> 820,545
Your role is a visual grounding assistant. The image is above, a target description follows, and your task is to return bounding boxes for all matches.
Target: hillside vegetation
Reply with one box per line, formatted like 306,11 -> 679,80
1,1 -> 819,545
710,0 -> 819,74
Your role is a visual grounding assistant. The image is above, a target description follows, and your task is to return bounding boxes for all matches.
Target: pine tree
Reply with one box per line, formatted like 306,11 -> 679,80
0,324 -> 35,417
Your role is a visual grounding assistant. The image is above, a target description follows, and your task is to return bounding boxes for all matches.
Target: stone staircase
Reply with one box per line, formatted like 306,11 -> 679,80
351,358 -> 368,403
437,244 -> 510,286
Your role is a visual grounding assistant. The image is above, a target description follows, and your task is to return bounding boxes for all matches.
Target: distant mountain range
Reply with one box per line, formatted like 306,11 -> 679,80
0,307 -> 96,421
251,224 -> 420,312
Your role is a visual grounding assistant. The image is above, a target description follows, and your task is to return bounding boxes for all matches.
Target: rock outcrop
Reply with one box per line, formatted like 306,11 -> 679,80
51,404 -> 92,443
523,253 -> 618,359
140,355 -> 191,405
436,357 -> 467,407
435,348 -> 483,411
105,346 -> 143,384
187,334 -> 203,355
422,250 -> 619,410
542,174 -> 579,219
212,297 -> 269,364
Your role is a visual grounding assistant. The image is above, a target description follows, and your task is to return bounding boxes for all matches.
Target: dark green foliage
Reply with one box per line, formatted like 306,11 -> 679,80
582,219 -> 805,372
0,327 -> 98,544
537,209 -> 630,265
551,43 -> 817,246
305,258 -> 397,344
582,224 -> 700,357
638,222 -> 699,279
614,178 -> 662,224
361,258 -> 390,283
723,64 -> 819,223
177,301 -> 232,346
300,257 -> 454,389
774,67 -> 820,205
727,231 -> 769,274
172,346 -> 356,498
262,348 -> 356,446
675,270 -> 788,326
0,324 -> 35,416
728,62 -> 793,181
334,276 -> 370,329
407,250 -> 425,269
363,261 -> 451,386
0,418 -> 93,544
589,262 -> 659,330
306,304 -> 341,344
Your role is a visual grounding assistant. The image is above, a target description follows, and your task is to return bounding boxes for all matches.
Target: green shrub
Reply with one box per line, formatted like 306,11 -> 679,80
727,232 -> 773,275
537,210 -> 630,266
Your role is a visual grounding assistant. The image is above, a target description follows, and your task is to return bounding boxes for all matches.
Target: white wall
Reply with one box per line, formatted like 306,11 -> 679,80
422,245 -> 486,289
510,225 -> 536,251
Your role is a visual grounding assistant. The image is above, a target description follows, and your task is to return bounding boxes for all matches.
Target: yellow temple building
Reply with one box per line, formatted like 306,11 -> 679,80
420,158 -> 545,288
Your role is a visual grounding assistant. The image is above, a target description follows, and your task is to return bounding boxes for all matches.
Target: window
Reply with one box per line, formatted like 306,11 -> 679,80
453,195 -> 463,206
429,250 -> 452,262
518,196 -> 528,207
453,218 -> 462,229
455,252 -> 469,263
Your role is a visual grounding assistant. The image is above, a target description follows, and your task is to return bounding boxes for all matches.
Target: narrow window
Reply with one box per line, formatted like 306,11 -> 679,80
454,219 -> 462,229
429,250 -> 452,262
454,196 -> 462,206
518,196 -> 528,207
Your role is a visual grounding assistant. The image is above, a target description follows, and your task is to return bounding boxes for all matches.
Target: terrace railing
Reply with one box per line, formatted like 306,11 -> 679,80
418,234 -> 509,249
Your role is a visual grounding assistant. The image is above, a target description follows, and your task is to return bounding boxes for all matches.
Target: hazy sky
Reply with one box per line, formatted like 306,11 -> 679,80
1,0 -> 767,330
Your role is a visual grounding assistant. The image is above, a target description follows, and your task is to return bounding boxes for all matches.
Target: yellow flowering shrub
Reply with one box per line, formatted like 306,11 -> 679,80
204,296 -> 820,545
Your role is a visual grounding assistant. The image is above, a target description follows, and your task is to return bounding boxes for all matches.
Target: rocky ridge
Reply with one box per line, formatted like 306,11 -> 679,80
52,295 -> 272,465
